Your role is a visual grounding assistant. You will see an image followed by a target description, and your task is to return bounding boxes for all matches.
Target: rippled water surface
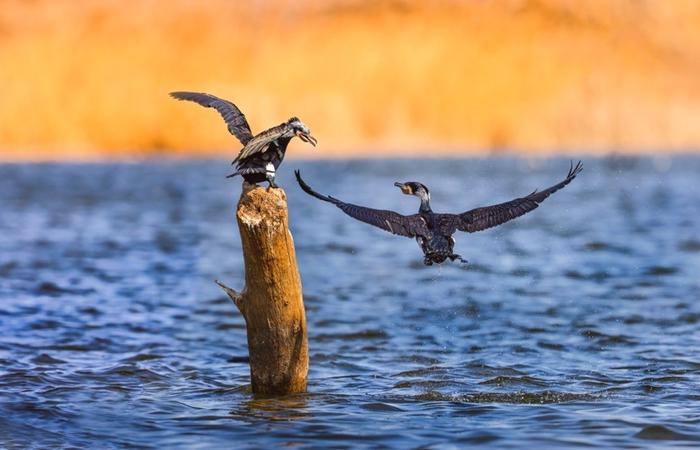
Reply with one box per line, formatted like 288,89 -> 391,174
1,156 -> 699,448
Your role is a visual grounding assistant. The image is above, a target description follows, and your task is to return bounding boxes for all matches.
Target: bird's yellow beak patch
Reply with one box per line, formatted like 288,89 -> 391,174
394,182 -> 412,194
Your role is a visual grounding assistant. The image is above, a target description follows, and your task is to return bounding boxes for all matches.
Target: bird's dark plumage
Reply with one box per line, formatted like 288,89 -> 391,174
295,161 -> 582,265
170,91 -> 316,187
169,92 -> 253,145
295,173 -> 429,238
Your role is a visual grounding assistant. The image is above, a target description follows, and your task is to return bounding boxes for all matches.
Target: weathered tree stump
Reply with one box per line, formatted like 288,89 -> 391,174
216,182 -> 308,395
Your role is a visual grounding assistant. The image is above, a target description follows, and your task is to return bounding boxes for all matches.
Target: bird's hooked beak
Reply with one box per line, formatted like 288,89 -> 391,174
394,182 -> 412,195
296,130 -> 317,147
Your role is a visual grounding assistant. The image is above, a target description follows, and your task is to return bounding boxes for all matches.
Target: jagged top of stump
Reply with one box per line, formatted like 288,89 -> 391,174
238,182 -> 288,227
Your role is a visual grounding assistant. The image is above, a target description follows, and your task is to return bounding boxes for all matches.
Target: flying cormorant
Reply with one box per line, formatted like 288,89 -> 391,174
170,92 -> 317,187
295,161 -> 582,265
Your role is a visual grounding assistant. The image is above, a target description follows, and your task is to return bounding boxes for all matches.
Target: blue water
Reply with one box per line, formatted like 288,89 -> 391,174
1,156 -> 699,449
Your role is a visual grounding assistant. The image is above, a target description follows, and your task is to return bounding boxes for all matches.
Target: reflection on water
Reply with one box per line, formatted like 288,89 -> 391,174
232,394 -> 311,422
0,156 -> 699,448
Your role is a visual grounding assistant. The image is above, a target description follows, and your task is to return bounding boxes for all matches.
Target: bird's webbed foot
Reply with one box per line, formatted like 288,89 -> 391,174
266,179 -> 278,190
450,254 -> 468,265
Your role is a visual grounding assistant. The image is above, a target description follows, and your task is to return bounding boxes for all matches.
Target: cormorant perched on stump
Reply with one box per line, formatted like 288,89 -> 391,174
170,92 -> 317,187
295,162 -> 582,265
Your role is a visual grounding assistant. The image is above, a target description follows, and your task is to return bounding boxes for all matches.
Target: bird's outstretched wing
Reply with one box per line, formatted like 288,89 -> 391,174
233,124 -> 288,164
295,171 -> 429,238
448,161 -> 582,233
170,91 -> 253,145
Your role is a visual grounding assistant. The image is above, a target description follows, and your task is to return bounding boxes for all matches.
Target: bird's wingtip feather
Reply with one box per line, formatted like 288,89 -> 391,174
566,160 -> 583,178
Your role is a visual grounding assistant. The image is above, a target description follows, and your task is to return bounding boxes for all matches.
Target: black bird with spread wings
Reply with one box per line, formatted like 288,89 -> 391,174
170,92 -> 317,187
295,162 -> 582,265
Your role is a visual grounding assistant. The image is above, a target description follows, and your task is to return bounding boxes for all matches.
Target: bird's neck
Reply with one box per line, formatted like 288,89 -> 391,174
418,195 -> 432,214
277,136 -> 292,150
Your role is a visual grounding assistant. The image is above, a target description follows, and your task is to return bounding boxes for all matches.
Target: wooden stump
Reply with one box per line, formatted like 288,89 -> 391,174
216,183 -> 308,395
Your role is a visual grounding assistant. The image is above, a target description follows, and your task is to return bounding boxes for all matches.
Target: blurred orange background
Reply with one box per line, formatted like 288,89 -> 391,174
2,0 -> 700,160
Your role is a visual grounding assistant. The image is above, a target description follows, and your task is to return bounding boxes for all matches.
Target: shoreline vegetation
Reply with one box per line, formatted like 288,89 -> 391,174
0,151 -> 690,165
2,0 -> 700,160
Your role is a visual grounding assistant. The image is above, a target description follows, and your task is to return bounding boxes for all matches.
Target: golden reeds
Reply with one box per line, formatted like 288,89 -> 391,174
1,0 -> 700,160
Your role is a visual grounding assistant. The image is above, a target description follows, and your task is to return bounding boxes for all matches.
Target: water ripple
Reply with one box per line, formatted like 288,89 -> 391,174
0,157 -> 699,448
